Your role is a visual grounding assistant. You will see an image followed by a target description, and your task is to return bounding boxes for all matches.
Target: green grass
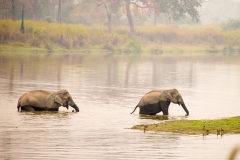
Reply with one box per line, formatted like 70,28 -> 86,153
131,116 -> 240,135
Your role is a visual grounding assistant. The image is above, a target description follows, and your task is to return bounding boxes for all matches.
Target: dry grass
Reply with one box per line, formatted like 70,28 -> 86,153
1,20 -> 240,52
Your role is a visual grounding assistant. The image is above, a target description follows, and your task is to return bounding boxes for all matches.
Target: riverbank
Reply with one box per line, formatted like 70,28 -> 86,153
1,43 -> 239,55
131,116 -> 240,135
1,20 -> 240,54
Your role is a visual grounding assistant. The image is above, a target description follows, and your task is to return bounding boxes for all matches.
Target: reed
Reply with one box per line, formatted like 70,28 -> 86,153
1,20 -> 240,52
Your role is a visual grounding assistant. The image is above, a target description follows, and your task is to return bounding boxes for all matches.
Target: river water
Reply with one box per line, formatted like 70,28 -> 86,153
0,52 -> 239,159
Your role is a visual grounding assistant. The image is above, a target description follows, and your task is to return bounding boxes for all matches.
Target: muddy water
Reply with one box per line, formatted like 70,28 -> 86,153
0,52 -> 240,159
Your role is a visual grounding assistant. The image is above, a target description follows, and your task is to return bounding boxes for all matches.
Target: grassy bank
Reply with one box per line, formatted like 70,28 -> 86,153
131,116 -> 240,135
1,20 -> 240,53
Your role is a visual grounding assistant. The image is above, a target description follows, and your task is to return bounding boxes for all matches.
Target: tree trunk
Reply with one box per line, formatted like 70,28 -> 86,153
107,14 -> 112,33
125,0 -> 135,35
20,4 -> 24,34
154,9 -> 157,26
58,0 -> 62,23
32,0 -> 38,20
11,0 -> 15,21
104,2 -> 112,33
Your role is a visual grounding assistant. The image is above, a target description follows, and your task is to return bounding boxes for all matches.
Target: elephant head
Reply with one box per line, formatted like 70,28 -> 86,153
54,89 -> 79,112
166,89 -> 189,116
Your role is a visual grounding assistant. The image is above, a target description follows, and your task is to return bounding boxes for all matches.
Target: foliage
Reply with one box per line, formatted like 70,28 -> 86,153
0,0 -> 74,22
126,36 -> 142,53
221,19 -> 240,30
124,0 -> 202,34
135,0 -> 202,22
156,0 -> 202,22
131,116 -> 240,135
1,0 -> 203,34
1,20 -> 240,51
70,0 -> 123,26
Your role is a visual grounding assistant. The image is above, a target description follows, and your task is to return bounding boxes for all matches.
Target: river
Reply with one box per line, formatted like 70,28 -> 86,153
0,52 -> 239,159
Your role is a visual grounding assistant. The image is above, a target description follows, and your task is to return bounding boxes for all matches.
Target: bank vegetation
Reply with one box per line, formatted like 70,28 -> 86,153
1,20 -> 240,53
131,116 -> 240,135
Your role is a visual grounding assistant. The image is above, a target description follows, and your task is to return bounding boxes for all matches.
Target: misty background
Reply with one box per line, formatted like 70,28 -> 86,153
1,0 -> 240,25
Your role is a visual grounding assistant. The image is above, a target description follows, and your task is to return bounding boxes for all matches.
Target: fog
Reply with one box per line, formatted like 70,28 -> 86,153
200,0 -> 240,24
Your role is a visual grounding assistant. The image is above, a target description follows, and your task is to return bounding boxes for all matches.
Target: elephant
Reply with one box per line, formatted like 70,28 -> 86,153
130,89 -> 189,116
17,89 -> 79,112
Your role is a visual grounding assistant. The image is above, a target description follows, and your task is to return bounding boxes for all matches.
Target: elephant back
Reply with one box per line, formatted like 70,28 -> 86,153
137,90 -> 166,106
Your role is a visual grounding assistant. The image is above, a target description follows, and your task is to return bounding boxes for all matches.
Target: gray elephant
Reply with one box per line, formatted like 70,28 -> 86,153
131,89 -> 189,116
17,89 -> 79,112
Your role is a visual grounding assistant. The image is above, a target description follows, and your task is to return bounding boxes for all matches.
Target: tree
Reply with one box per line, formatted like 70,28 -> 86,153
11,0 -> 15,21
125,0 -> 202,34
19,0 -> 38,20
97,0 -> 121,33
70,1 -> 101,24
0,0 -> 10,19
156,0 -> 202,22
125,0 -> 135,34
20,4 -> 24,33
58,0 -> 62,23
71,1 -> 121,30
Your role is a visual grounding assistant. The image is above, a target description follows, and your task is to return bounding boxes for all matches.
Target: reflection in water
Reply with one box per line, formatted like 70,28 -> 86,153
0,52 -> 240,159
139,115 -> 169,120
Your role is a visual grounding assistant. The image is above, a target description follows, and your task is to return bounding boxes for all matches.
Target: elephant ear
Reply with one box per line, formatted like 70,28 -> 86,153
54,94 -> 63,106
62,90 -> 70,99
166,90 -> 173,101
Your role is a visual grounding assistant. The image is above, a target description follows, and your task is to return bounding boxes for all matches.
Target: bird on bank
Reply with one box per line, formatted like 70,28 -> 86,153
144,125 -> 147,133
217,129 -> 220,136
203,126 -> 209,135
221,128 -> 225,137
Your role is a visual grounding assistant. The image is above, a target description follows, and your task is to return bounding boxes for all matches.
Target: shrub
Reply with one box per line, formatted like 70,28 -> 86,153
221,19 -> 240,30
126,36 -> 142,53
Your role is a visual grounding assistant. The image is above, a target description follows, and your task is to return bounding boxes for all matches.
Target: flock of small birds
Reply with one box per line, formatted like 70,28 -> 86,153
142,125 -> 226,137
203,126 -> 225,137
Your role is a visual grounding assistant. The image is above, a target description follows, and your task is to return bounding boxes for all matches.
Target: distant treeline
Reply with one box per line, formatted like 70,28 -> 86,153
1,0 -> 203,35
1,20 -> 240,53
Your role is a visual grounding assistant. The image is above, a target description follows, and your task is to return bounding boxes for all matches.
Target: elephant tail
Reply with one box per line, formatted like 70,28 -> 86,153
130,106 -> 138,114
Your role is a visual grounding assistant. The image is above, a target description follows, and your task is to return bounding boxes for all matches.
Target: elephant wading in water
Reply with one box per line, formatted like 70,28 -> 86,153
17,89 -> 79,112
131,89 -> 189,116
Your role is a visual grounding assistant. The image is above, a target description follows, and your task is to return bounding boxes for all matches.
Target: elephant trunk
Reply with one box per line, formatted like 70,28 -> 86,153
181,103 -> 189,116
72,104 -> 79,112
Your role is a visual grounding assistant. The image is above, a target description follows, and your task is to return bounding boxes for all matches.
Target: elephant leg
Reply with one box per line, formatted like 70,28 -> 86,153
160,101 -> 171,115
139,103 -> 161,115
44,108 -> 59,111
33,107 -> 59,111
21,105 -> 35,111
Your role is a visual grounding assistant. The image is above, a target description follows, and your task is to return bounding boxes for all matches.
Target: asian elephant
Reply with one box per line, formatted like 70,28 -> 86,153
131,89 -> 189,116
17,89 -> 79,112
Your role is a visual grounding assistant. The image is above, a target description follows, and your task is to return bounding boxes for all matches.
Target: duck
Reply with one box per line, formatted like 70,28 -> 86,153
217,129 -> 220,136
206,129 -> 209,135
203,126 -> 209,135
143,125 -> 147,133
221,128 -> 224,136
